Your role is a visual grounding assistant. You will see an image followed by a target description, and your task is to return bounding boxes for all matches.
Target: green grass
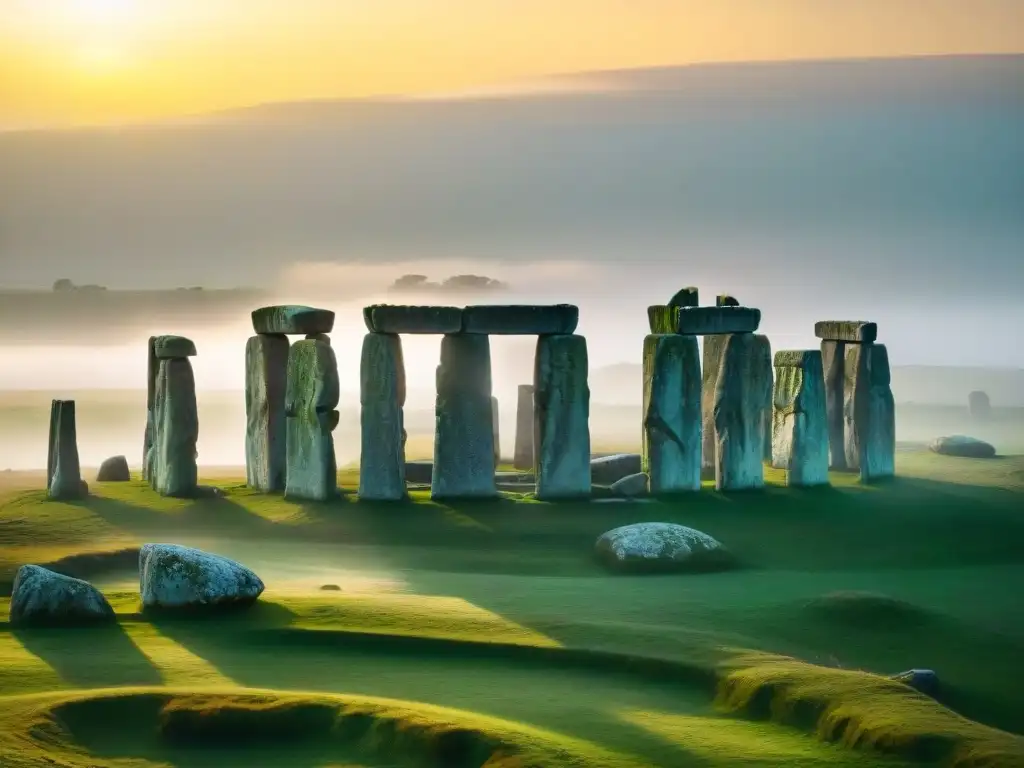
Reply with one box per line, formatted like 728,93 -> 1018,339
2,451 -> 1024,766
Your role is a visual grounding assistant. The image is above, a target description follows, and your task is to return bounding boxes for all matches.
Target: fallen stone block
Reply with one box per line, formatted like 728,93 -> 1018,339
648,306 -> 761,335
642,334 -> 701,494
139,543 -> 264,611
591,453 -> 643,485
929,435 -> 996,458
814,320 -> 877,344
359,332 -> 407,501
252,305 -> 335,335
609,473 -> 648,498
153,335 -> 198,359
534,334 -> 591,500
772,350 -> 829,486
595,523 -> 731,573
9,565 -> 115,627
363,305 -> 463,334
461,304 -> 579,335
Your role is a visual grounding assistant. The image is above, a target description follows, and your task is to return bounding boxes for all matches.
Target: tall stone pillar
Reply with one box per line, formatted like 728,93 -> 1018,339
142,336 -> 158,480
845,343 -> 895,482
513,384 -> 534,470
245,334 -> 289,492
772,350 -> 829,486
753,335 -> 773,463
151,335 -> 199,498
359,332 -> 407,501
284,338 -> 340,502
642,334 -> 701,494
47,399 -> 84,500
701,334 -> 728,472
491,396 -> 501,466
713,333 -> 765,491
821,340 -> 847,470
432,334 -> 497,499
534,334 -> 591,500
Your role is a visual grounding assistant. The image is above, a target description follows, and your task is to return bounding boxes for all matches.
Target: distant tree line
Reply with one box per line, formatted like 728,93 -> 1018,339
388,274 -> 508,294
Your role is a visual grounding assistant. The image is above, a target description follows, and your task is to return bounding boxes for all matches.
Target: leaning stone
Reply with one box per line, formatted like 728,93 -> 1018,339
284,339 -> 340,502
432,335 -> 496,499
252,305 -> 335,335
364,305 -> 463,334
609,473 -> 648,498
968,391 -> 991,421
844,343 -> 896,481
642,334 -> 701,494
513,385 -> 535,470
359,333 -> 407,501
814,321 -> 878,344
591,453 -> 643,485
153,335 -> 198,359
929,435 -> 996,458
701,335 -> 728,471
772,350 -> 829,486
534,334 -> 591,500
245,334 -> 290,493
47,400 -> 84,500
152,358 -> 199,498
753,335 -> 774,463
716,294 -> 740,307
714,333 -> 765,491
9,565 -> 115,627
96,455 -> 130,482
667,287 -> 699,308
139,543 -> 264,611
821,340 -> 847,470
461,304 -> 579,335
595,523 -> 730,573
491,396 -> 501,466
648,306 -> 761,335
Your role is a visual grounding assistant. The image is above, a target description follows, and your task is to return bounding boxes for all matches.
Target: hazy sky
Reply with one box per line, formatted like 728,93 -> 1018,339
2,0 -> 1022,126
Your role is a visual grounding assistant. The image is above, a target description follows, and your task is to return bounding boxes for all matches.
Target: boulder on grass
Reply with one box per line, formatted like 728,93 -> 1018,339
96,455 -> 131,482
609,473 -> 648,498
595,522 -> 732,573
929,435 -> 996,459
590,454 -> 642,485
9,565 -> 115,627
139,544 -> 264,611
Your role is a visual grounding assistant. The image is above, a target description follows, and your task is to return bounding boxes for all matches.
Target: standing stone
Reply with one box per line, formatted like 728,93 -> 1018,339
821,340 -> 847,470
152,358 -> 199,497
713,333 -> 765,491
668,287 -> 699,308
845,344 -> 896,482
642,334 -> 701,494
491,396 -> 501,466
285,339 -> 340,502
359,333 -> 407,501
717,295 -> 740,307
753,335 -> 774,463
245,334 -> 290,492
968,390 -> 991,421
432,334 -> 496,499
534,334 -> 591,500
513,385 -> 534,471
47,400 -> 84,500
142,336 -> 158,480
701,335 -> 728,471
772,351 -> 829,486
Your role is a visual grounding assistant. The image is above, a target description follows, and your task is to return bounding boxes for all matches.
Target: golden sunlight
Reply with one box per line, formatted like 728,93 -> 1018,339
69,0 -> 137,25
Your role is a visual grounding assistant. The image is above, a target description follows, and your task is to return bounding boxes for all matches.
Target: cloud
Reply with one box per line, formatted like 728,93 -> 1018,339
387,274 -> 509,294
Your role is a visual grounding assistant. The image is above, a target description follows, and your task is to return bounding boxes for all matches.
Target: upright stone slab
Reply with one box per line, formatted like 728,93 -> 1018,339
513,384 -> 535,471
534,334 -> 591,500
491,396 -> 501,466
753,335 -> 774,462
701,335 -> 728,471
47,400 -> 83,500
432,334 -> 496,499
152,357 -> 199,498
821,340 -> 847,470
772,351 -> 829,486
142,336 -> 158,480
245,334 -> 289,492
642,334 -> 701,494
359,333 -> 407,501
713,333 -> 765,491
285,339 -> 340,502
845,343 -> 896,482
668,287 -> 699,308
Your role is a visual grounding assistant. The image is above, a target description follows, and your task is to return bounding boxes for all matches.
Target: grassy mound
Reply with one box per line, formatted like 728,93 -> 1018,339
802,591 -> 933,630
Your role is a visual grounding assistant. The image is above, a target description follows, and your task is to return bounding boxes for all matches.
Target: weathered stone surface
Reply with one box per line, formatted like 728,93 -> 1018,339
513,384 -> 535,470
772,350 -> 829,486
591,453 -> 643,485
461,304 -> 579,335
359,333 -> 407,501
753,335 -> 773,463
152,358 -> 199,498
929,435 -> 996,458
642,334 -> 701,494
716,294 -> 740,307
305,333 -> 330,345
9,565 -> 115,627
96,455 -> 130,482
814,321 -> 878,344
667,287 -> 699,308
47,400 -> 84,500
245,334 -> 289,493
595,523 -> 730,573
701,335 -> 728,471
405,460 -> 433,484
284,339 -> 340,502
432,334 -> 496,499
713,333 -> 765,491
534,334 -> 591,500
648,306 -> 761,335
821,340 -> 847,470
364,305 -> 463,334
252,305 -> 335,335
491,396 -> 501,465
968,390 -> 991,421
844,343 -> 896,481
609,473 -> 648,498
139,543 -> 264,611
153,335 -> 198,359
142,336 -> 158,480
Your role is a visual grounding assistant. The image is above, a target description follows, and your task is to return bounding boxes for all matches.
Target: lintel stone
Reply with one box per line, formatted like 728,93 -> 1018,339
814,320 -> 877,344
364,305 -> 463,334
461,304 -> 578,335
648,306 -> 761,335
252,305 -> 335,335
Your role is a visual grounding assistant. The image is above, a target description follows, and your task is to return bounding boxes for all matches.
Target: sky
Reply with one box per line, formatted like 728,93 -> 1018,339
1,0 -> 1023,127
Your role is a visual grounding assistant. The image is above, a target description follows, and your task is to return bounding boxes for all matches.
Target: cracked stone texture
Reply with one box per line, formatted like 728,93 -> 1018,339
47,399 -> 84,500
152,358 -> 199,498
10,565 -> 115,627
814,320 -> 878,344
821,340 -> 847,470
284,339 -> 340,502
642,334 -> 701,494
534,334 -> 591,500
713,333 -> 765,491
139,543 -> 264,611
595,523 -> 728,573
772,350 -> 829,487
461,304 -> 578,335
359,333 -> 407,501
252,305 -> 335,335
245,334 -> 290,492
845,343 -> 896,482
513,384 -> 534,471
431,334 -> 496,500
363,305 -> 463,334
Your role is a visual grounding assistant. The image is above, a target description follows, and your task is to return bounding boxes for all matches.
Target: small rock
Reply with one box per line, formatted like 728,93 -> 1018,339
610,473 -> 648,498
319,584 -> 342,591
139,544 -> 265,611
96,455 -> 131,482
590,454 -> 642,485
595,522 -> 731,573
9,565 -> 115,627
891,668 -> 939,698
929,435 -> 996,459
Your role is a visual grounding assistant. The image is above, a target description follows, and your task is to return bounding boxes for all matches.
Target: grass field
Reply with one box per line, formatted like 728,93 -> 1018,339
2,451 -> 1024,767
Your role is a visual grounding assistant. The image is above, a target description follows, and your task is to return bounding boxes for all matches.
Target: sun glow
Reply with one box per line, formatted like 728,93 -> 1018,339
69,0 -> 138,25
